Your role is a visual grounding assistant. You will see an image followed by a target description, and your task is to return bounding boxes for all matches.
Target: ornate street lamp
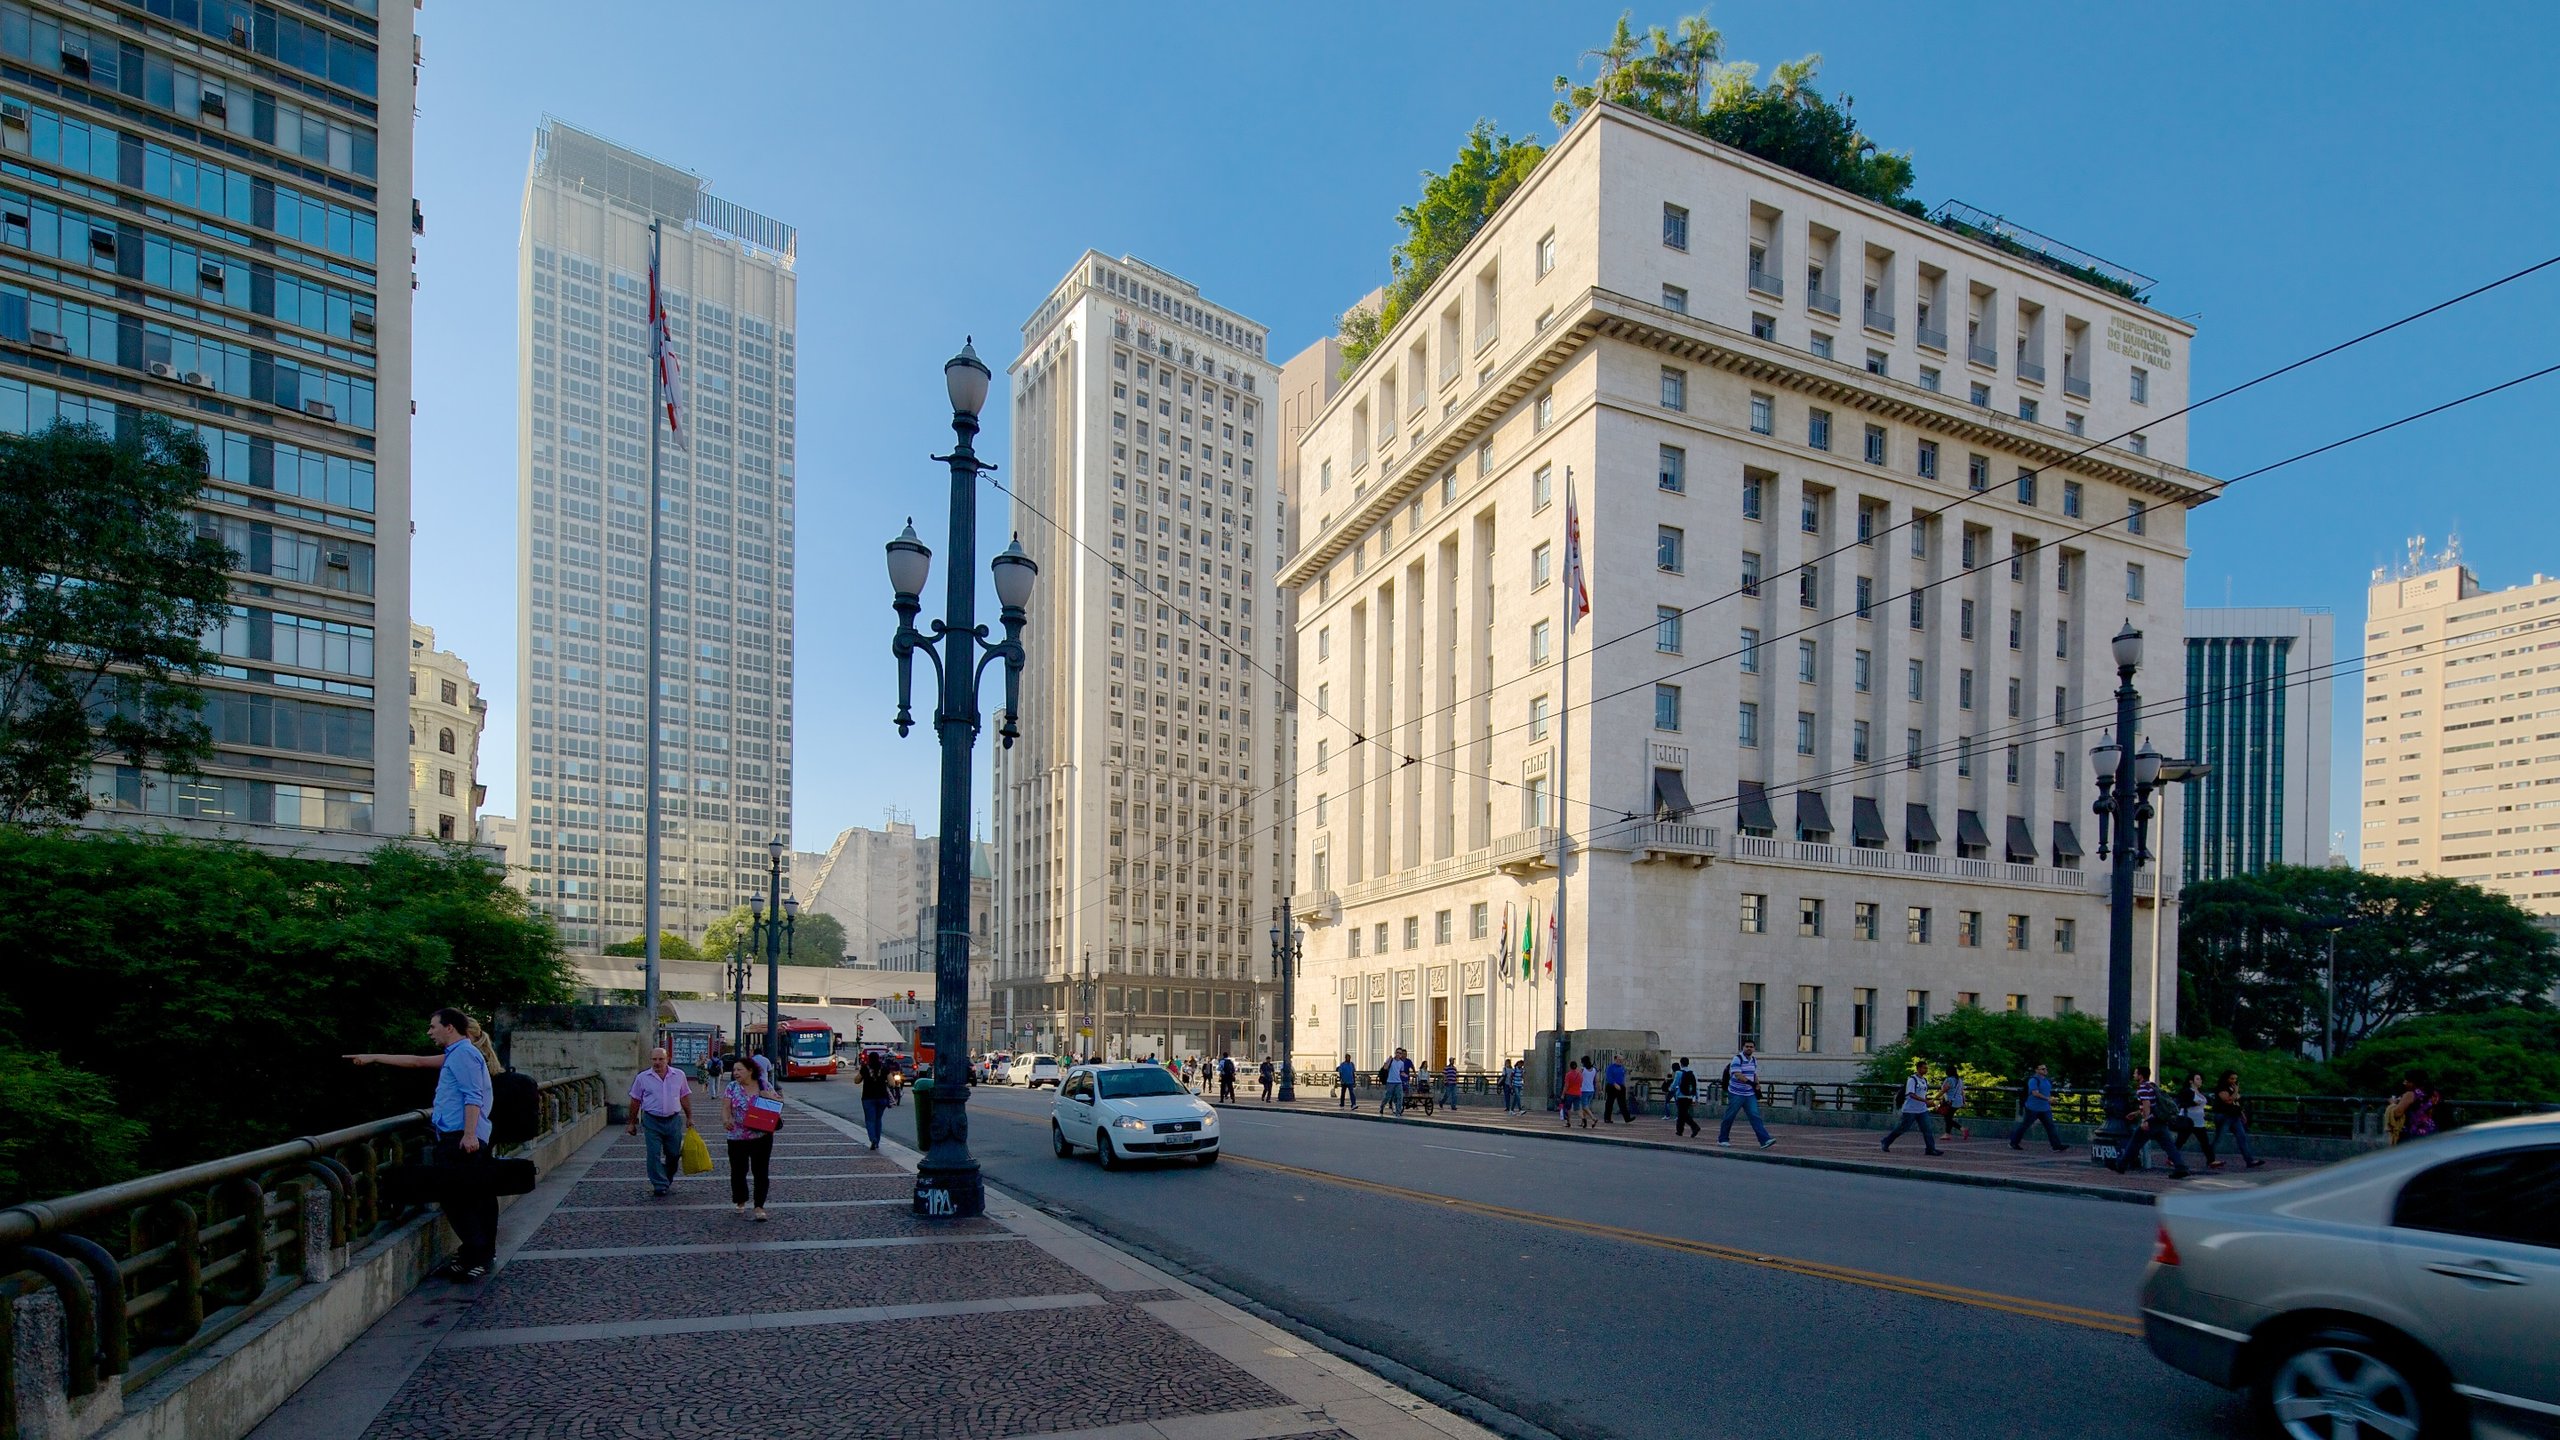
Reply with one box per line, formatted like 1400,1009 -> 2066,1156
1268,911 -> 1304,1101
885,339 -> 1036,1219
2086,621 -> 2191,1165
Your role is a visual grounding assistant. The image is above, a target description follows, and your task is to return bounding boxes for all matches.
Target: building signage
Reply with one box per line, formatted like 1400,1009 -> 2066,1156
2105,317 -> 2173,370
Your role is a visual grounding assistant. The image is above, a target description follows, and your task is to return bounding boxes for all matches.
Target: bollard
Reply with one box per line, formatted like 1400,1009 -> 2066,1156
911,1073 -> 935,1151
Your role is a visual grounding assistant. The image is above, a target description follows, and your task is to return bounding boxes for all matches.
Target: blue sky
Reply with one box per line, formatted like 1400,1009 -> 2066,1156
412,3 -> 2560,859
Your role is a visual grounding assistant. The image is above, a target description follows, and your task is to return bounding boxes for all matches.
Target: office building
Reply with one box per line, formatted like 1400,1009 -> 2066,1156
2361,546 -> 2560,913
1268,329 -> 1342,1043
408,624 -> 486,842
994,252 -> 1281,1060
1282,103 -> 2220,1078
2181,607 -> 2335,882
516,119 -> 797,952
8,1 -> 416,849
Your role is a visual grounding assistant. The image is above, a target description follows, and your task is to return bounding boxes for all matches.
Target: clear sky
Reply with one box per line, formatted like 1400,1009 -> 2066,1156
412,3 -> 2560,860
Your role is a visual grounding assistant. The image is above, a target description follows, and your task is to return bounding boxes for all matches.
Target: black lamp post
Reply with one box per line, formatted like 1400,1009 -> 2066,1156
885,339 -> 1037,1220
728,926 -> 752,1062
759,838 -> 791,1074
1268,909 -> 1303,1101
2088,621 -> 2170,1166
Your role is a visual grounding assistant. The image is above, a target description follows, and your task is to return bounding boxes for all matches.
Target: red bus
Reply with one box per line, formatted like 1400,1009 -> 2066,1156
746,1018 -> 837,1081
912,1022 -> 936,1075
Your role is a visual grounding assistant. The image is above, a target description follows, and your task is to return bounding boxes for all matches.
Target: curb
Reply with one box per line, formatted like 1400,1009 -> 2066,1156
1210,1096 -> 2162,1208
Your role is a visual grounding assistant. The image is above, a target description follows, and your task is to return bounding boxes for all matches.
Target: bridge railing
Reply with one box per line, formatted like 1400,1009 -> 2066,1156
0,1072 -> 606,1438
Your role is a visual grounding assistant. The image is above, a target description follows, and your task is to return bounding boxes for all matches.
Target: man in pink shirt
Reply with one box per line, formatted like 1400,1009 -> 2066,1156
627,1048 -> 695,1198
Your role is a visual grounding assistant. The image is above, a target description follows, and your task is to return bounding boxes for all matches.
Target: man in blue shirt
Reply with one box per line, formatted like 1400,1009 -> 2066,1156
426,1006 -> 498,1278
1602,1056 -> 1631,1123
2008,1062 -> 2069,1152
1336,1054 -> 1359,1109
1717,1041 -> 1776,1147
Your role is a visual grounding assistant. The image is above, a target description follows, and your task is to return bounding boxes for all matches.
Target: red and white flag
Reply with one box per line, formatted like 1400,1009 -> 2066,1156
1562,469 -> 1590,630
648,225 -> 688,450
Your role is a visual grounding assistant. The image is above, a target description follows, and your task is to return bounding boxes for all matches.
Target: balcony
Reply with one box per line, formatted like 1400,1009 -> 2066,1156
1915,321 -> 1948,352
1728,833 -> 2090,893
1489,826 -> 1560,875
1807,285 -> 1842,318
1631,821 -> 1720,868
1748,265 -> 1783,299
1294,890 -> 1340,926
2064,371 -> 2091,400
1862,304 -> 1895,335
2016,357 -> 2046,386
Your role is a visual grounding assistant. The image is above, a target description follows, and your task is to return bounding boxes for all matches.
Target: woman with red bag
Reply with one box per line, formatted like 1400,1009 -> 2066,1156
722,1054 -> 781,1221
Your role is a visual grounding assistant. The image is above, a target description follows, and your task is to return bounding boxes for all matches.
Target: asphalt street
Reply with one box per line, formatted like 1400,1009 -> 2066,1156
798,1078 -> 2252,1440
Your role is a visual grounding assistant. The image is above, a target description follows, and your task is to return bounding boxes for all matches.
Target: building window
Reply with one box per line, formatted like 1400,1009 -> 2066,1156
1531,541 -> 1552,589
1917,439 -> 1939,479
1960,600 -> 1976,639
1866,349 -> 1889,377
1855,575 -> 1874,618
2055,918 -> 2076,953
1749,393 -> 1773,434
1907,907 -> 1932,944
1906,729 -> 1922,770
1737,983 -> 1764,1050
1654,683 -> 1682,732
437,770 -> 456,797
2126,562 -> 2146,601
1661,367 -> 1688,411
1663,203 -> 1690,250
1436,910 -> 1454,945
1535,230 -> 1557,278
1797,985 -> 1823,1053
1471,902 -> 1490,938
1740,471 -> 1762,518
1751,312 -> 1776,342
1658,525 -> 1685,572
1967,453 -> 1989,492
1854,902 -> 1879,941
1807,409 -> 1831,450
1533,392 -> 1554,431
2127,498 -> 2148,534
1738,701 -> 1759,748
1960,668 -> 1976,709
2056,619 -> 2071,658
1864,424 -> 1887,466
2006,914 -> 2030,951
1530,620 -> 1551,666
1798,638 -> 1819,683
1405,916 -> 1421,950
1740,893 -> 1766,934
1958,910 -> 1983,948
1853,648 -> 1872,692
1318,626 -> 1331,661
1530,695 -> 1550,740
1799,564 -> 1819,609
1908,659 -> 1925,701
1656,605 -> 1683,654
1801,494 -> 1822,535
1533,462 -> 1554,511
1852,988 -> 1875,1053
1852,719 -> 1871,762
1796,710 -> 1816,756
1909,591 -> 1925,630
1739,627 -> 1761,673
1662,284 -> 1689,314
1660,445 -> 1687,493
2130,366 -> 2149,404
1907,990 -> 1931,1032
2018,398 -> 2039,423
1920,365 -> 1942,393
438,728 -> 456,754
1810,333 -> 1834,360
2016,468 -> 2038,506
439,679 -> 458,706
2063,480 -> 2083,517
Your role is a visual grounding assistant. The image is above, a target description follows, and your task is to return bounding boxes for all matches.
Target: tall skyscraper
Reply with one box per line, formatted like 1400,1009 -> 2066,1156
994,253 -> 1281,1060
9,2 -> 415,848
517,120 -> 796,952
2361,546 -> 2560,913
2181,607 -> 2335,883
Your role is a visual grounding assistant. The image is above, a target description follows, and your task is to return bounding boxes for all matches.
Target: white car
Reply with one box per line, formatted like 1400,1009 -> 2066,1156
1051,1063 -> 1220,1168
1023,1055 -> 1063,1090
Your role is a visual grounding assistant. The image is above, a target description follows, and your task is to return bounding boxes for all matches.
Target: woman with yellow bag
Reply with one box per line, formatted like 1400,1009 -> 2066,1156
722,1054 -> 782,1221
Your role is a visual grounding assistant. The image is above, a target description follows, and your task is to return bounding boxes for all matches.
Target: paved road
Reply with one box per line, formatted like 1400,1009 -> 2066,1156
798,1080 -> 2252,1440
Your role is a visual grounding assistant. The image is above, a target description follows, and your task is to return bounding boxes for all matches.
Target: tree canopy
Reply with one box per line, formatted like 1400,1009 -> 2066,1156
604,931 -> 703,962
1337,121 -> 1544,376
0,416 -> 236,825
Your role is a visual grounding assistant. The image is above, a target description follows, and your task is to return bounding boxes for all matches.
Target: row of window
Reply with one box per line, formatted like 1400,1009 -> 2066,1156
1738,895 -> 2075,950
1736,984 -> 2078,1056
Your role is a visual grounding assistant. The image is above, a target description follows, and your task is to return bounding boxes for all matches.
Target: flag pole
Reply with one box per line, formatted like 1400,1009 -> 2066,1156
1550,469 -> 1577,1105
641,218 -> 664,1049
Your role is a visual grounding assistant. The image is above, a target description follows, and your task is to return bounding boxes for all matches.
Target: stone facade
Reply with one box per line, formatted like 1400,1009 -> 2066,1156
409,623 -> 487,842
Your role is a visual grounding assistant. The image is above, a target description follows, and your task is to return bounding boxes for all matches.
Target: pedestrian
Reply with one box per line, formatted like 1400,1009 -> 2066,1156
2177,1072 -> 2222,1170
1673,1057 -> 1701,1138
1938,1067 -> 1971,1140
857,1049 -> 892,1150
1508,1060 -> 1527,1113
1577,1056 -> 1601,1129
2211,1071 -> 2264,1169
1882,1060 -> 1944,1156
1717,1041 -> 1776,1148
1603,1055 -> 1631,1124
1259,1056 -> 1276,1101
347,1009 -> 499,1279
1559,1058 -> 1583,1126
1218,1052 -> 1238,1103
1336,1054 -> 1359,1110
1383,1048 -> 1413,1115
2406,1076 -> 2440,1141
721,1054 -> 777,1221
1440,1057 -> 1461,1109
626,1045 -> 696,1199
2008,1063 -> 2068,1152
2108,1066 -> 2192,1179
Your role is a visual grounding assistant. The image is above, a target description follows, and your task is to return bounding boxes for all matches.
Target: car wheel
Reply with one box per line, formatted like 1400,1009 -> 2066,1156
1195,1149 -> 1220,1167
1051,1120 -> 1075,1158
1096,1131 -> 1121,1170
2254,1326 -> 2441,1440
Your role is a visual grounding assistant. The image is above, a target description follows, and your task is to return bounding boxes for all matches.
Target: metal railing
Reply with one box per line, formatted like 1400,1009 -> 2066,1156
1807,286 -> 1842,318
1915,321 -> 1949,352
1,1073 -> 606,1432
1747,266 -> 1783,299
2064,372 -> 2091,400
2016,356 -> 2047,385
1967,340 -> 1999,368
1861,304 -> 1896,334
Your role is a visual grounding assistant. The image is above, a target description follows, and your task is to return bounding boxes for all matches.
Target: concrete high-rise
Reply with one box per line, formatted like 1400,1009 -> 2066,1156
516,119 -> 797,952
2361,549 -> 2560,913
2181,607 -> 2335,883
11,2 -> 416,851
994,253 -> 1281,1060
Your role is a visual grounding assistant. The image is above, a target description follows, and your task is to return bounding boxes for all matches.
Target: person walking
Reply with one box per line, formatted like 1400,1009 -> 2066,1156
1336,1054 -> 1359,1110
1509,1061 -> 1529,1113
626,1046 -> 696,1199
2108,1067 -> 2192,1179
1882,1060 -> 1944,1156
1218,1052 -> 1238,1103
721,1054 -> 778,1221
1602,1056 -> 1631,1124
1938,1068 -> 1971,1140
2385,1076 -> 2418,1144
2008,1063 -> 2068,1152
1440,1057 -> 1461,1109
2211,1071 -> 2264,1169
1259,1056 -> 1276,1101
2177,1072 -> 2222,1170
1673,1057 -> 1702,1138
1577,1057 -> 1601,1129
2406,1076 -> 2441,1142
1717,1041 -> 1776,1148
1559,1058 -> 1584,1126
1383,1048 -> 1413,1115
857,1050 -> 892,1150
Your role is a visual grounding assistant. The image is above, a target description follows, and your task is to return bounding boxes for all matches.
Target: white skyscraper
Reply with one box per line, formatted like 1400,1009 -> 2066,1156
516,120 -> 797,952
994,253 -> 1282,1060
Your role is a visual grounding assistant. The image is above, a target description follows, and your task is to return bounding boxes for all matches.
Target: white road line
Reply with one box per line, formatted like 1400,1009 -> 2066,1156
1420,1143 -> 1512,1157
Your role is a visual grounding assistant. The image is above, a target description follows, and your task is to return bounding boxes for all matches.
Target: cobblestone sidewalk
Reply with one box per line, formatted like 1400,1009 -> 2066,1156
250,1100 -> 1500,1440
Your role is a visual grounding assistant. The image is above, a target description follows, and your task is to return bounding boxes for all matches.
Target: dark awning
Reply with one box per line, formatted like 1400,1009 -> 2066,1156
1957,809 -> 1991,851
1654,768 -> 1694,821
1852,796 -> 1889,846
1905,802 -> 1941,845
2005,815 -> 2038,864
2052,821 -> 2085,860
1737,781 -> 1776,833
1796,790 -> 1834,839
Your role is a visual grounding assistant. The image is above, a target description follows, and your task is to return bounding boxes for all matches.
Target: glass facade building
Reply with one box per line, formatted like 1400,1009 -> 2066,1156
2182,608 -> 2335,884
515,119 -> 794,951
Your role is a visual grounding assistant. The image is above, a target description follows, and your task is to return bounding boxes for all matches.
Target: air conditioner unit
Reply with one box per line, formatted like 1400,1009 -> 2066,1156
198,259 -> 225,286
148,360 -> 178,380
0,101 -> 27,129
30,329 -> 68,353
199,91 -> 227,120
324,549 -> 351,570
58,42 -> 89,77
302,398 -> 337,421
182,370 -> 211,388
193,514 -> 222,539
350,311 -> 375,334
88,228 -> 115,257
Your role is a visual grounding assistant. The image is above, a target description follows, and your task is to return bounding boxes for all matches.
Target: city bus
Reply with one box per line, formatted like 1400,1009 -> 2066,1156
745,1017 -> 838,1081
912,1022 -> 936,1075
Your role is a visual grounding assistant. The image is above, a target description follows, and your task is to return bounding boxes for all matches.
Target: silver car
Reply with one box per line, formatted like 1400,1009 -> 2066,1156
2142,1113 -> 2559,1438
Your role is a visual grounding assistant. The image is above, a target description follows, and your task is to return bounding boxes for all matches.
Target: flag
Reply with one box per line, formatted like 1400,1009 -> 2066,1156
1562,469 -> 1590,631
1523,901 -> 1537,980
648,224 -> 688,450
1499,904 -> 1513,980
1546,909 -> 1558,974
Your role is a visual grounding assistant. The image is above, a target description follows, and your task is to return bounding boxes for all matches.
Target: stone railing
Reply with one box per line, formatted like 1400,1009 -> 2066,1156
1728,833 -> 2094,894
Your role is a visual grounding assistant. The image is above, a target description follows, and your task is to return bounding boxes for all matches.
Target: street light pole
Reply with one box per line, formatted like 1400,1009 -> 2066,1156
1269,908 -> 1301,1101
884,339 -> 1037,1221
763,837 -> 787,1075
729,927 -> 749,1060
2145,759 -> 2210,1079
2089,622 -> 2158,1166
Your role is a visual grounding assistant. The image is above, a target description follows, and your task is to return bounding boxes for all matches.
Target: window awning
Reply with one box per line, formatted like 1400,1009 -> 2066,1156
1852,796 -> 1889,846
1654,767 -> 1694,821
1797,790 -> 1834,839
2005,815 -> 2038,864
1905,802 -> 1941,846
1957,809 -> 1991,851
2052,821 -> 2085,860
1737,781 -> 1776,833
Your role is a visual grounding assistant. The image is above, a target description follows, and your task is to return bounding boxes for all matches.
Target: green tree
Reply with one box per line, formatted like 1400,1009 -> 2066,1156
793,909 -> 848,965
0,417 -> 236,825
1857,1006 -> 2108,1089
1338,121 -> 1545,375
701,903 -> 756,962
2329,1009 -> 2560,1105
2180,865 -> 2560,1053
0,1050 -> 146,1201
602,930 -> 702,962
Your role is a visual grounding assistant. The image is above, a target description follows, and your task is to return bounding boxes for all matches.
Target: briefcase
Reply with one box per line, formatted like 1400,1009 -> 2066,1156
380,1157 -> 537,1203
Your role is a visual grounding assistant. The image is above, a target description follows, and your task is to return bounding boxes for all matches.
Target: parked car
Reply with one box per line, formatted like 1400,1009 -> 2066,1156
1050,1063 -> 1220,1168
1024,1055 -> 1063,1090
2141,1113 -> 2559,1438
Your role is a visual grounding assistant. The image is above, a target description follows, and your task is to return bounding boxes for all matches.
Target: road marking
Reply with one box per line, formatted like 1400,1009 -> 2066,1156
1419,1143 -> 1512,1157
1226,1154 -> 2143,1338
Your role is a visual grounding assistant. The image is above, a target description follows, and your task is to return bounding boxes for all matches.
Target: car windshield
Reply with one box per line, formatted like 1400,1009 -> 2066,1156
789,1032 -> 832,1058
1097,1069 -> 1187,1100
